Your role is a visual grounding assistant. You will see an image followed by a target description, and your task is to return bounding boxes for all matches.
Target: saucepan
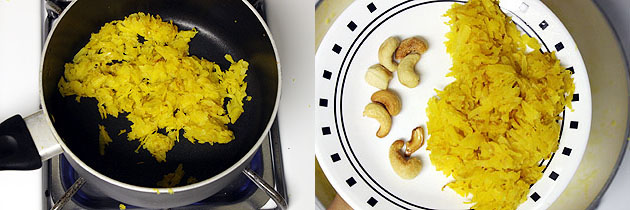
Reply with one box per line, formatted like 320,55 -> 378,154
0,0 -> 286,209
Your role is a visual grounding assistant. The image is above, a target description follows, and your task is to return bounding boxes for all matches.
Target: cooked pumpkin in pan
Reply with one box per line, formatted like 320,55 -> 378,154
59,13 -> 250,162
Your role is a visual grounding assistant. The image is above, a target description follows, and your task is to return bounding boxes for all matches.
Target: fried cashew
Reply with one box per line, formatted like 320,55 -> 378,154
404,126 -> 424,157
378,36 -> 400,72
365,64 -> 393,90
371,90 -> 401,116
397,53 -> 421,88
363,103 -> 392,138
395,37 -> 428,60
389,140 -> 422,179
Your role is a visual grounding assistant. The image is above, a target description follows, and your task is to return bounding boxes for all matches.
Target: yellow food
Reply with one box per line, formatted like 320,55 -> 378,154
157,163 -> 185,188
426,0 -> 574,209
119,204 -> 126,210
58,13 -> 250,162
98,124 -> 112,156
186,176 -> 199,184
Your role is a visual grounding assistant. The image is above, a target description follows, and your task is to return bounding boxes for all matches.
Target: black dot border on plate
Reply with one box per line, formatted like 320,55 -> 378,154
346,177 -> 357,187
572,93 -> 579,102
530,192 -> 541,202
566,66 -> 574,74
331,153 -> 341,162
319,98 -> 328,107
555,42 -> 564,52
549,171 -> 559,181
323,70 -> 332,80
332,44 -> 342,54
367,197 -> 378,207
322,127 -> 331,135
562,147 -> 572,156
539,20 -> 548,30
347,21 -> 358,31
367,3 -> 377,13
569,121 -> 578,129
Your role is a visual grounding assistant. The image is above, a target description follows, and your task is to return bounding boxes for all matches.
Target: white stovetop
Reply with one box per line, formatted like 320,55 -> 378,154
0,0 -> 314,209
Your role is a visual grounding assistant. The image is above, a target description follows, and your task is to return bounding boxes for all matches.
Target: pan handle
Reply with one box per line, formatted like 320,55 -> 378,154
24,111 -> 63,161
0,111 -> 63,170
0,115 -> 42,170
242,168 -> 288,210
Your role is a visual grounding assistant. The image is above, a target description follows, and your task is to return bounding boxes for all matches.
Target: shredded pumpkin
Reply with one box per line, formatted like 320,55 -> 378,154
156,163 -> 185,188
98,124 -> 112,156
426,0 -> 574,209
58,13 -> 250,162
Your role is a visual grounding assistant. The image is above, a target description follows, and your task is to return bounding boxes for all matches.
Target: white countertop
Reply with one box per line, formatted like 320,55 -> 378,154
266,0 -> 315,209
0,0 -> 45,210
0,0 -> 315,209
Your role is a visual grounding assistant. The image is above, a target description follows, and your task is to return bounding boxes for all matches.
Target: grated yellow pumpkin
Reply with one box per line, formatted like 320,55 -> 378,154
426,0 -> 574,209
98,124 -> 112,156
58,13 -> 250,162
157,163 -> 185,188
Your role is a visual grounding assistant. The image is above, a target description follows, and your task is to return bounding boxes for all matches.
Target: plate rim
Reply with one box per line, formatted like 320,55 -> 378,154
315,0 -> 593,209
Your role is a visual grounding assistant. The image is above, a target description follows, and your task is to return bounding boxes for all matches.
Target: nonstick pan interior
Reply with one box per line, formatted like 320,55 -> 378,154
42,0 -> 278,187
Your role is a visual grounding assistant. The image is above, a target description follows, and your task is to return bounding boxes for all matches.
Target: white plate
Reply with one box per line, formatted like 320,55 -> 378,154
314,0 -> 592,209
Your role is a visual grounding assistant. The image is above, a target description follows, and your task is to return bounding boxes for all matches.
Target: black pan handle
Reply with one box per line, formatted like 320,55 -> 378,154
0,115 -> 42,170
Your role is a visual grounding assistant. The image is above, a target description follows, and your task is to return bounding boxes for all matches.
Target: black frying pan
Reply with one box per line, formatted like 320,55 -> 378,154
46,0 -> 277,187
0,0 -> 282,208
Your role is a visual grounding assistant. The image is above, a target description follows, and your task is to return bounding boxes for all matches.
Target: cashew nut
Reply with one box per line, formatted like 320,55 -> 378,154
378,37 -> 400,72
370,90 -> 401,116
397,53 -> 421,88
363,103 -> 392,138
404,126 -> 424,157
389,140 -> 422,179
395,37 -> 428,60
365,64 -> 393,90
